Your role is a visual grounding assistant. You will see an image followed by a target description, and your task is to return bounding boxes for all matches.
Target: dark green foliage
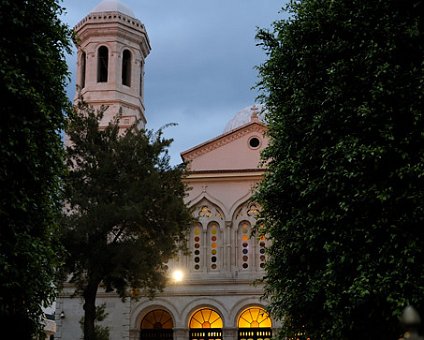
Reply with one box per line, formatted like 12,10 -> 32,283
0,0 -> 71,338
80,304 -> 110,340
62,100 -> 192,340
255,0 -> 424,338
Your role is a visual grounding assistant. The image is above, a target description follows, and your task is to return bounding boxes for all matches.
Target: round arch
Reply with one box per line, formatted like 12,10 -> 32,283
141,309 -> 174,329
189,308 -> 223,329
140,309 -> 174,340
237,307 -> 272,328
229,298 -> 270,327
188,307 -> 224,340
181,298 -> 228,325
131,299 -> 179,330
96,45 -> 109,83
237,306 -> 273,340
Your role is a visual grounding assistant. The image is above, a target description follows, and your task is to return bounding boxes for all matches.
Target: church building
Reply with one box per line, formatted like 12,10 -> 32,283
55,1 -> 277,339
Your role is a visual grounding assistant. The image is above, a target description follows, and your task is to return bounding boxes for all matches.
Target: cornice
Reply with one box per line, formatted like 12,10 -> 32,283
75,11 -> 146,35
184,169 -> 265,182
74,11 -> 151,54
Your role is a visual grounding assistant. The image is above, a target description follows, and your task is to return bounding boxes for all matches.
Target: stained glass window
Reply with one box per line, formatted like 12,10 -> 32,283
208,222 -> 220,270
238,307 -> 272,328
189,308 -> 223,329
141,309 -> 173,329
239,222 -> 250,270
192,223 -> 202,271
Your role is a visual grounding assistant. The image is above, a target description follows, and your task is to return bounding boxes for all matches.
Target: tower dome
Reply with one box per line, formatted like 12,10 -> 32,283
223,104 -> 265,133
74,0 -> 151,129
91,0 -> 135,18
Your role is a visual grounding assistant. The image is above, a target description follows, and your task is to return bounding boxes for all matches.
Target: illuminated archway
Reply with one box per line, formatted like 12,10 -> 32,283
238,307 -> 272,340
238,307 -> 271,328
140,309 -> 173,340
189,308 -> 223,340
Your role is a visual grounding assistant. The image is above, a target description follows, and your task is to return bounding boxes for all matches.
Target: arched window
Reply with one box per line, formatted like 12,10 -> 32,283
258,234 -> 267,270
80,52 -> 86,89
238,307 -> 272,340
190,308 -> 223,329
207,222 -> 220,271
235,202 -> 267,272
239,221 -> 251,270
140,309 -> 173,340
190,221 -> 221,272
122,49 -> 132,86
190,203 -> 224,273
97,46 -> 108,82
238,307 -> 271,328
192,223 -> 203,271
238,221 -> 267,271
139,63 -> 144,97
189,308 -> 223,340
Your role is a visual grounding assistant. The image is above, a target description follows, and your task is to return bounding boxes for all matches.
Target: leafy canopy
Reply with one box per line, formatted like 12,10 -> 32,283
255,0 -> 424,338
0,0 -> 71,337
61,100 -> 192,339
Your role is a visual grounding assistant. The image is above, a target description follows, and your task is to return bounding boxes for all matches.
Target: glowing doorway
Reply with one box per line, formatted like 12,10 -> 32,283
238,307 -> 272,340
189,308 -> 223,340
140,309 -> 173,340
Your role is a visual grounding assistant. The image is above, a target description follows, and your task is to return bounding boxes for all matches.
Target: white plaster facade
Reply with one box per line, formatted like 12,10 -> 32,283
56,1 -> 276,339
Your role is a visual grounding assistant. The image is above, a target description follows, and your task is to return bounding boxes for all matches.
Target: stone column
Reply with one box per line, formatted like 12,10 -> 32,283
224,327 -> 238,340
224,220 -> 232,273
129,328 -> 139,340
174,327 -> 189,340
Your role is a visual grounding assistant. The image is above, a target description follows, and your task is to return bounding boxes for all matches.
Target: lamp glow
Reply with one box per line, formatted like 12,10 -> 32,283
172,269 -> 184,282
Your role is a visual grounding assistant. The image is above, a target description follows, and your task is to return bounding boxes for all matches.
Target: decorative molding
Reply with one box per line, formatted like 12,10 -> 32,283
183,123 -> 266,161
75,12 -> 146,34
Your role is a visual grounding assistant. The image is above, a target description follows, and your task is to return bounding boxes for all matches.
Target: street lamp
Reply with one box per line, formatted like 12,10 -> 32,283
171,269 -> 184,283
399,305 -> 423,340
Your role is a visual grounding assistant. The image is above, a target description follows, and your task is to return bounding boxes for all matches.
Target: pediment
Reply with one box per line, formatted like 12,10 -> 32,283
181,121 -> 268,172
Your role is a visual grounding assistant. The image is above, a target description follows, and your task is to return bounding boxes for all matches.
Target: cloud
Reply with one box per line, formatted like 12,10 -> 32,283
62,0 -> 286,164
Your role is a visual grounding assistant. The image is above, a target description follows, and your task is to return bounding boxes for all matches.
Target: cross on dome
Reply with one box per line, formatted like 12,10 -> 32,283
223,104 -> 265,133
250,104 -> 259,120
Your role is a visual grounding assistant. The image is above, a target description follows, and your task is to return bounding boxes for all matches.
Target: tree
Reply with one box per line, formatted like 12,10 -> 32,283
62,100 -> 192,340
0,0 -> 71,338
255,0 -> 424,338
79,304 -> 110,340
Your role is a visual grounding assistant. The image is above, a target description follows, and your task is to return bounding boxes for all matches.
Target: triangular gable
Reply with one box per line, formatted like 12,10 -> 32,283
181,120 -> 268,172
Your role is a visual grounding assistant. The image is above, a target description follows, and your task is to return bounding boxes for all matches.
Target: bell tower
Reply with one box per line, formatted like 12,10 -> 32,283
73,0 -> 151,128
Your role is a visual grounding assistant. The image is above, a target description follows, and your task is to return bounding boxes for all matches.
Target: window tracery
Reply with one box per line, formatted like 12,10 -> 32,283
190,202 -> 224,272
189,308 -> 223,329
235,202 -> 268,271
238,307 -> 272,328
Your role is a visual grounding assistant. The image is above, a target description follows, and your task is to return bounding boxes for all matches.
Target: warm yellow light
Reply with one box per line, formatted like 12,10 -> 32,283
238,307 -> 272,328
172,269 -> 184,282
190,308 -> 223,329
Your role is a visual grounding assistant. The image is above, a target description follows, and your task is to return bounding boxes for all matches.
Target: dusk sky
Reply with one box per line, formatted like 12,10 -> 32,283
62,0 -> 287,164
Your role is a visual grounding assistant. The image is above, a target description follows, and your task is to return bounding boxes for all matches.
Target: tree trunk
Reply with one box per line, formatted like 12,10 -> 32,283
83,279 -> 100,340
